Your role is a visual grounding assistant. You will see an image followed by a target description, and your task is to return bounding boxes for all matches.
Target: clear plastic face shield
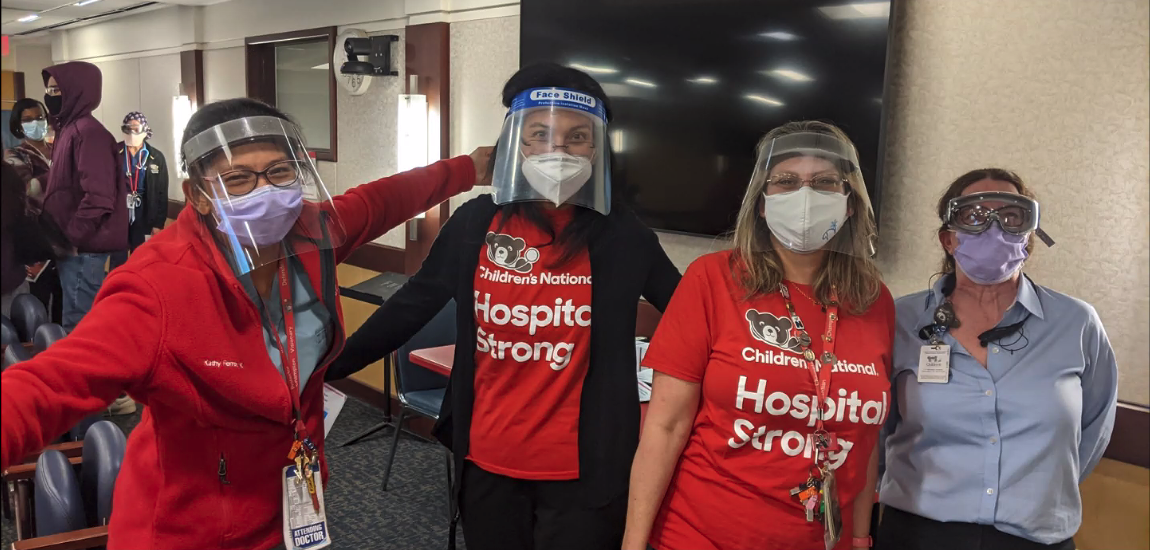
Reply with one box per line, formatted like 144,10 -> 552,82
491,88 -> 611,215
944,191 -> 1055,247
181,116 -> 346,275
749,132 -> 875,257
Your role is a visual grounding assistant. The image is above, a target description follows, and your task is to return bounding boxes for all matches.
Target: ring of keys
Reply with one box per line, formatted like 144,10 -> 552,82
288,439 -> 320,512
790,473 -> 823,522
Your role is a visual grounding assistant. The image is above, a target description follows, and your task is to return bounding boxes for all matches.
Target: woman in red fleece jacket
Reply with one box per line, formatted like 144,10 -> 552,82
0,98 -> 490,549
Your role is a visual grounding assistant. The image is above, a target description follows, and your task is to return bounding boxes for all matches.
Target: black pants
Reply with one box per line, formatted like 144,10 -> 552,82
459,461 -> 625,550
28,261 -> 62,325
109,218 -> 152,271
878,506 -> 1075,550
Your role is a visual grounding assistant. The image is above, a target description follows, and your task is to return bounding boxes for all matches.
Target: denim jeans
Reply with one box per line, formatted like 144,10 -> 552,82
57,253 -> 109,332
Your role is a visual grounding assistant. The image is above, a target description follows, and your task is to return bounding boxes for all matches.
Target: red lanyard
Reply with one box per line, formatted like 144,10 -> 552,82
779,283 -> 840,437
264,260 -> 309,441
124,149 -> 146,195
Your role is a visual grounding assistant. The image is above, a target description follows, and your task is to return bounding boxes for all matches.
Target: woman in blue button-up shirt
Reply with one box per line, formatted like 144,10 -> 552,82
878,168 -> 1118,550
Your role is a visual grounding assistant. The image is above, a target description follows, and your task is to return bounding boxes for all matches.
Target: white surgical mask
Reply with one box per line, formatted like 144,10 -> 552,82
762,187 -> 849,253
520,151 -> 593,206
125,133 -> 146,148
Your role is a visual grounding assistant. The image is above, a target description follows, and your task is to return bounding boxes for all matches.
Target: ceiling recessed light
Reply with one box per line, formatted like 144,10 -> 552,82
625,78 -> 657,88
688,76 -> 718,84
768,68 -> 814,82
744,94 -> 784,106
75,0 -> 102,6
819,2 -> 890,20
569,63 -> 619,75
760,31 -> 798,41
17,14 -> 41,23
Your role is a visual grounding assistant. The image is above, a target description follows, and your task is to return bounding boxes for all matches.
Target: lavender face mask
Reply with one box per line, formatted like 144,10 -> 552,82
214,185 -> 304,248
953,226 -> 1029,285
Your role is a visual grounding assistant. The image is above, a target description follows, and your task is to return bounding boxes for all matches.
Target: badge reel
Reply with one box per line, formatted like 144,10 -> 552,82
282,443 -> 331,550
918,301 -> 955,384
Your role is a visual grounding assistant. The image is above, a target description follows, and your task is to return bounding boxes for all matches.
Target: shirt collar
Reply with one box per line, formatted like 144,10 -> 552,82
922,273 -> 1045,327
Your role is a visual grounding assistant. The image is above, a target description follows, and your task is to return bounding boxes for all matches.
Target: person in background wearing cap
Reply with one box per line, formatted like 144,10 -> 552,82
109,111 -> 168,272
327,63 -> 681,550
41,61 -> 126,332
623,121 -> 892,550
877,168 -> 1117,550
0,97 -> 493,550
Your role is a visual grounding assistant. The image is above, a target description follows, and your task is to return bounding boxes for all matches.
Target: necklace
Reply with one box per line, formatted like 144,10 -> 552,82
789,282 -> 821,306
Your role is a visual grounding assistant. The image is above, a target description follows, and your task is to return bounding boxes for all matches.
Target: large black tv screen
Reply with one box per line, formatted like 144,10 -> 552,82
521,0 -> 895,236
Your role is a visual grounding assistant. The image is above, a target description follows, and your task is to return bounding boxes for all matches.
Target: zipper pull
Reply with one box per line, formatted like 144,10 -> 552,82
218,453 -> 230,485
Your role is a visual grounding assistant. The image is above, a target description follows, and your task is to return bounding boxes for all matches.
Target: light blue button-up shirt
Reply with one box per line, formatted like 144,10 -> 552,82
880,275 -> 1117,544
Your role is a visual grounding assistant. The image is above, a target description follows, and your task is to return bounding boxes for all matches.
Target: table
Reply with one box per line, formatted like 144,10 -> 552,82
337,271 -> 410,448
409,345 -> 650,430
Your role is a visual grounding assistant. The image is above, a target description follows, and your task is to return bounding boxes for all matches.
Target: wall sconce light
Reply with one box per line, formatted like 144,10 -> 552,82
172,83 -> 195,178
399,74 -> 429,240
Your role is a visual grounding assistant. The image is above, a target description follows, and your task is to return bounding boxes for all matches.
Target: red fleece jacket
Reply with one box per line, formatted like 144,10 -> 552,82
0,155 -> 475,549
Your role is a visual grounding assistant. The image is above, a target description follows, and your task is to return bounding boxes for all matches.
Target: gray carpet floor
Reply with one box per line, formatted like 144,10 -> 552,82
2,397 -> 465,550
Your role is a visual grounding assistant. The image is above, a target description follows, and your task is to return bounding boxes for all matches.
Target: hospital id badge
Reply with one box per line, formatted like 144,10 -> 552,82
917,344 -> 951,384
820,468 -> 842,550
282,464 -> 332,550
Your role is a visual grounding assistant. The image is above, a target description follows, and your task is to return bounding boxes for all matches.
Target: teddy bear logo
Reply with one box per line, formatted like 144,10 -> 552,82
745,309 -> 803,353
485,232 -> 541,273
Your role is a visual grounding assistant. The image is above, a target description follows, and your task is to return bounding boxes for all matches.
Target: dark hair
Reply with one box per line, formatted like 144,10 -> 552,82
936,168 -> 1038,274
180,98 -> 293,169
495,62 -> 615,268
9,98 -> 48,140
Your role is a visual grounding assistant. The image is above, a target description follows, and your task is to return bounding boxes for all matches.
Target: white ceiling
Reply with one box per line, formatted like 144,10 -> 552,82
1,0 -> 228,38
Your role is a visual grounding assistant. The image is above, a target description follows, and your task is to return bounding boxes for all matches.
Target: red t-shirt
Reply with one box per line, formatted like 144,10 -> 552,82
468,208 -> 592,480
644,251 -> 894,550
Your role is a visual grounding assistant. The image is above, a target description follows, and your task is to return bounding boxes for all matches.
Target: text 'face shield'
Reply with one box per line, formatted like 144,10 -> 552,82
182,116 -> 346,274
492,88 -> 611,215
750,132 -> 875,257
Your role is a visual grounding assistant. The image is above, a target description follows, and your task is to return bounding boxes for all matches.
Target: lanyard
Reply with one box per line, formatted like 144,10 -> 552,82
778,283 -> 840,444
124,146 -> 148,195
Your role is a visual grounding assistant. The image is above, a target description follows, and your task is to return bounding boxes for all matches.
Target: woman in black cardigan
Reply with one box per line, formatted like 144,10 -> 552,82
327,63 -> 681,550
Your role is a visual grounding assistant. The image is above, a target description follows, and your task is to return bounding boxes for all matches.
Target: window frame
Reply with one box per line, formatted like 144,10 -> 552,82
245,26 -> 338,162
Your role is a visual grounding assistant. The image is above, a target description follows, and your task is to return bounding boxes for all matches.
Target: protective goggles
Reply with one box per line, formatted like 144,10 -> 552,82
944,191 -> 1055,246
121,125 -> 148,135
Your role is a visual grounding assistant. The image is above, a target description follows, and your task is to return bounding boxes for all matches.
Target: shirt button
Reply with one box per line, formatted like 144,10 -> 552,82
985,390 -> 994,396
990,437 -> 998,444
992,346 -> 1000,353
987,488 -> 995,495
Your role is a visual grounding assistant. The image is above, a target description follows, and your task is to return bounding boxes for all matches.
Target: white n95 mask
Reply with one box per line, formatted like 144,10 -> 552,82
762,187 -> 849,253
520,152 -> 593,207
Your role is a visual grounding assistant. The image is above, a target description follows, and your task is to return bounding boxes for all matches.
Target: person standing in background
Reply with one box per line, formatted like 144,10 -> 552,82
41,62 -> 127,332
5,98 -> 54,199
109,111 -> 168,271
3,98 -> 62,323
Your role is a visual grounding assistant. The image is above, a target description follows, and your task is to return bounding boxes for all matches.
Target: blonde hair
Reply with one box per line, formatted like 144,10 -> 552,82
730,120 -> 883,314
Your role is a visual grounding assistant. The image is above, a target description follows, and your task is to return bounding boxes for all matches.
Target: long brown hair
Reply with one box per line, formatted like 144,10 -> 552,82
730,121 -> 883,314
936,168 -> 1037,274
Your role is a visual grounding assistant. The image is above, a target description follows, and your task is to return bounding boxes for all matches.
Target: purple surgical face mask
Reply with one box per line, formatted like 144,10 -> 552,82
953,225 -> 1029,285
213,184 -> 304,248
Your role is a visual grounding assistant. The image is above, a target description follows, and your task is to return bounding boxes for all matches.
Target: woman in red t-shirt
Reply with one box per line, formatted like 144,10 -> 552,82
327,64 -> 681,550
623,121 -> 894,550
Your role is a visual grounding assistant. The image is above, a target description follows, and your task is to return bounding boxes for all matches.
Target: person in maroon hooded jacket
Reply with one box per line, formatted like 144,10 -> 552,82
41,61 -> 126,332
1,97 -> 493,549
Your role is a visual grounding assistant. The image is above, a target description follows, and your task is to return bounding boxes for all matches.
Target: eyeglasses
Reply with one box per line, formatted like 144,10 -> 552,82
45,86 -> 62,97
208,160 -> 305,196
121,125 -> 147,135
766,173 -> 848,194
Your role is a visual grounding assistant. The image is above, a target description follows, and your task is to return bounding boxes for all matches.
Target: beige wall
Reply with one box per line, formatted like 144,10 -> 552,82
0,43 -> 53,86
879,0 -> 1150,404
